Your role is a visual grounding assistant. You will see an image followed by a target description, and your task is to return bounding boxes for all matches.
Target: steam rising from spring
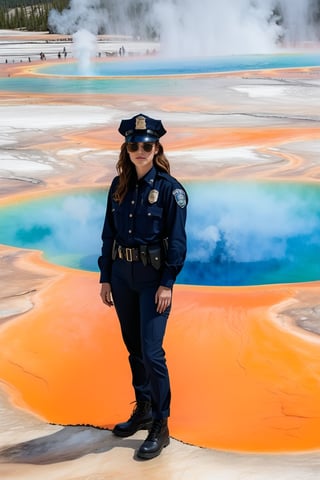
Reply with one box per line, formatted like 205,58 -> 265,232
1,183 -> 319,286
49,0 -> 319,58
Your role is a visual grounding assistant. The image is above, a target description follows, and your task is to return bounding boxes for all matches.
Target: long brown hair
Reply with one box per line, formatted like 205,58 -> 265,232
113,142 -> 171,203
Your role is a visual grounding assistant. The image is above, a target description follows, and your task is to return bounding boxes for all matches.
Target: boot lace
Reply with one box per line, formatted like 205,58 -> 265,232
146,419 -> 163,441
129,401 -> 150,419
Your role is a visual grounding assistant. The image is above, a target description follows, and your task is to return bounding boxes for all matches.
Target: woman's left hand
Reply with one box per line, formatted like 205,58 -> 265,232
155,286 -> 172,314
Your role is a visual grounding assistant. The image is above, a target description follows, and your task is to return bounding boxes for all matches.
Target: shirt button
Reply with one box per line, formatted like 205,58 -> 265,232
129,214 -> 133,218
148,213 -> 151,216
131,200 -> 135,205
128,229 -> 132,234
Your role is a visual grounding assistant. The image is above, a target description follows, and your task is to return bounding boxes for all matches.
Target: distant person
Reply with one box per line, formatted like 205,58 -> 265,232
98,113 -> 188,459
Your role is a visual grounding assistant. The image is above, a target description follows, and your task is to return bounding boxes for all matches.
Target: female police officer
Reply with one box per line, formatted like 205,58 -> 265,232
98,113 -> 187,460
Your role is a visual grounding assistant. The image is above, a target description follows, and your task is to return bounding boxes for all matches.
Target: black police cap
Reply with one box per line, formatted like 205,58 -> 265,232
118,113 -> 167,143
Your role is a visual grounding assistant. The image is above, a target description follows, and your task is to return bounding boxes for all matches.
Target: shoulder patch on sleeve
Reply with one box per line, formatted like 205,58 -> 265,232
173,188 -> 187,208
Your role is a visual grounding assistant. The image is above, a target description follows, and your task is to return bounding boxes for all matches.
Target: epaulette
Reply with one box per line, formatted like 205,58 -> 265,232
157,170 -> 180,186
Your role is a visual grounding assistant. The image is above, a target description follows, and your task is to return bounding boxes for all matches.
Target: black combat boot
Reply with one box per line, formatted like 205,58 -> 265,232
112,401 -> 152,437
137,418 -> 170,459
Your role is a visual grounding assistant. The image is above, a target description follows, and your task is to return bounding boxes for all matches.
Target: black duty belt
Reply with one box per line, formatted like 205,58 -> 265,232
117,245 -> 140,262
114,241 -> 166,270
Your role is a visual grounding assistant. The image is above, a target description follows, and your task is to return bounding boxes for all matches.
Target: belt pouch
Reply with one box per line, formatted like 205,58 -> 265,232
139,245 -> 148,266
148,246 -> 161,270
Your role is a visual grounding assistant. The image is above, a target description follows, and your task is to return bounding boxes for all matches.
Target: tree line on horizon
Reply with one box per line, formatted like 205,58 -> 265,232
0,1 -> 320,36
0,1 -> 68,31
0,1 -> 153,35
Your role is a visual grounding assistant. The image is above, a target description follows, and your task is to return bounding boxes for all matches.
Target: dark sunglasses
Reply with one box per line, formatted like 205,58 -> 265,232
127,142 -> 155,153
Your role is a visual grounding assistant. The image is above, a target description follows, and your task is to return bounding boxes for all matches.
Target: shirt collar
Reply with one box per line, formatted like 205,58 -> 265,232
139,165 -> 157,187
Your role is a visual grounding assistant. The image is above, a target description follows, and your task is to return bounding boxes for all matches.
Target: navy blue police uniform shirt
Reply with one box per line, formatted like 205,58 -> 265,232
98,165 -> 188,288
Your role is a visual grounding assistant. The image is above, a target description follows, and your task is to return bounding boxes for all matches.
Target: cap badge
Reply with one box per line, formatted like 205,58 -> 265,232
148,189 -> 159,204
135,115 -> 147,130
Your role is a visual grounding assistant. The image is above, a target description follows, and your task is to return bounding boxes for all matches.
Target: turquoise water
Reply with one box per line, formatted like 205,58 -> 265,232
0,75 -> 196,95
41,53 -> 320,77
0,182 -> 319,286
0,53 -> 319,95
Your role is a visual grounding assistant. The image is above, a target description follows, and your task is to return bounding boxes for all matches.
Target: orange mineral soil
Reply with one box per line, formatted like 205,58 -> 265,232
1,250 -> 320,453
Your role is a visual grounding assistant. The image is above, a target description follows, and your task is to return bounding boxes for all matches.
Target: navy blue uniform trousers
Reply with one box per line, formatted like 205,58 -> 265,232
111,257 -> 171,420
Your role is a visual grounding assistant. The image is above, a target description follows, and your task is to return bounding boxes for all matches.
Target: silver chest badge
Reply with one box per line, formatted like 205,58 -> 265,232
148,189 -> 159,204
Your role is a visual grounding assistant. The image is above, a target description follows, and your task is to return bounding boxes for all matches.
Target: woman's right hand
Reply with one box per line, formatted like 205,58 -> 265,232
100,282 -> 114,307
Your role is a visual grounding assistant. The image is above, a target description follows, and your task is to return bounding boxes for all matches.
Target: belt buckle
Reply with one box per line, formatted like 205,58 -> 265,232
118,246 -> 123,259
125,248 -> 133,262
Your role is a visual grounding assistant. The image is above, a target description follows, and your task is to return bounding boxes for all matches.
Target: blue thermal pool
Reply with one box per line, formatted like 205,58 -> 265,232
40,53 -> 320,77
0,181 -> 319,286
0,53 -> 319,95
